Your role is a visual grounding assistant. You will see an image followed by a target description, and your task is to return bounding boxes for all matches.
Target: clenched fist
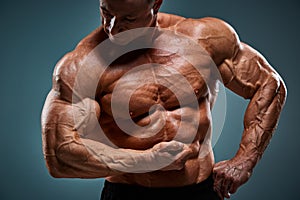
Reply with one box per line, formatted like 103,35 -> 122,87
213,159 -> 253,199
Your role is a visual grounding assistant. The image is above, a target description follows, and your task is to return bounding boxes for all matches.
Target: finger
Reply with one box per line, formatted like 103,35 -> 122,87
159,146 -> 189,167
213,172 -> 223,193
212,181 -> 223,200
174,147 -> 192,161
169,141 -> 185,151
221,177 -> 232,199
213,166 -> 220,180
216,188 -> 224,200
229,180 -> 239,194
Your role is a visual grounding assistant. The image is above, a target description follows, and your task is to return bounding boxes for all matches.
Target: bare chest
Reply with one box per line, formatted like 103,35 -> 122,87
98,50 -> 213,118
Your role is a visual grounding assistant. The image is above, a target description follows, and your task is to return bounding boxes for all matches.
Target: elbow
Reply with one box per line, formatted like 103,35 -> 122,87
45,156 -> 66,178
271,73 -> 287,106
43,144 -> 70,178
45,141 -> 89,178
278,79 -> 287,106
48,167 -> 64,179
45,153 -> 70,178
263,74 -> 287,103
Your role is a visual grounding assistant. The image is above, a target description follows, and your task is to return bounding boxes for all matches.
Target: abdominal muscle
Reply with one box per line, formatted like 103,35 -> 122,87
101,100 -> 215,187
106,150 -> 214,187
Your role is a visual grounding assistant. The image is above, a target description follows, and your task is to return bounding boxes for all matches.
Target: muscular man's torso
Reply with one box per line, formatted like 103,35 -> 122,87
72,13 -> 223,187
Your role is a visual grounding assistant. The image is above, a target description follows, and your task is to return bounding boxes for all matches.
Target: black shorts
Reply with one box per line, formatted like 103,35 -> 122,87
100,175 -> 221,200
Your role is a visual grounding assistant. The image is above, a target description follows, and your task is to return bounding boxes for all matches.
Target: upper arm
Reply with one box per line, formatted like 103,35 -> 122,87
192,17 -> 286,99
43,26 -> 106,150
219,42 -> 285,99
42,52 -> 82,151
41,51 -> 102,175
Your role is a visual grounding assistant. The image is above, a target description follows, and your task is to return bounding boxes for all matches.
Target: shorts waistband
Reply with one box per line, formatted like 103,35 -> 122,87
103,174 -> 214,191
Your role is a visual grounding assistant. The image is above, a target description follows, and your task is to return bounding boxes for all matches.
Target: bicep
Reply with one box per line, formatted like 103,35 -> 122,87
42,89 -> 101,161
41,89 -> 101,150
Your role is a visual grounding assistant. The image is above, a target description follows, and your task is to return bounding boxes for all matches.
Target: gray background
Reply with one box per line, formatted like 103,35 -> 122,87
1,0 -> 299,199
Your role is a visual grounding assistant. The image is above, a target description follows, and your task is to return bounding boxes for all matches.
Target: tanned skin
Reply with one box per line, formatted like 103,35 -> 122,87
41,0 -> 287,199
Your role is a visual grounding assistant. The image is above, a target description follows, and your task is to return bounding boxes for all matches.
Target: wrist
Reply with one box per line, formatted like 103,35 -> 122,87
232,154 -> 258,172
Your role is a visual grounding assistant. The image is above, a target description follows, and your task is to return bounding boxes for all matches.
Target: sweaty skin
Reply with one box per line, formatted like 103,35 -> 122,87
41,0 -> 287,199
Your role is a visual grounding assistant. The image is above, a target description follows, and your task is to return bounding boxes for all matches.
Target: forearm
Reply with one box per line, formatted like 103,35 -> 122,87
45,123 -> 164,178
234,78 -> 287,169
43,123 -> 121,178
42,93 -> 186,178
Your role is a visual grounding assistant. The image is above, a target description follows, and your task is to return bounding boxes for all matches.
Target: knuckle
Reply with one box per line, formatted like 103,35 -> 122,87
220,171 -> 225,177
213,167 -> 220,173
232,177 -> 239,183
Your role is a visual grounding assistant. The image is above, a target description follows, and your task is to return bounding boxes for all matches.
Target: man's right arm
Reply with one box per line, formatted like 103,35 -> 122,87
42,90 -> 192,178
41,52 -> 191,178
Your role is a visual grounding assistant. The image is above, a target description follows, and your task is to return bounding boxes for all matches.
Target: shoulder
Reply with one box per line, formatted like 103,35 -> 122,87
52,27 -> 107,102
158,13 -> 236,38
157,12 -> 186,28
174,17 -> 241,65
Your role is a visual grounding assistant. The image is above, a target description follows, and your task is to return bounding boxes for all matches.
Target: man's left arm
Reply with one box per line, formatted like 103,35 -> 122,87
214,34 -> 287,198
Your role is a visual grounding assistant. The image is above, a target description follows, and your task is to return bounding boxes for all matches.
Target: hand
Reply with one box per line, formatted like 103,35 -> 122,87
151,141 -> 199,171
213,159 -> 253,199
